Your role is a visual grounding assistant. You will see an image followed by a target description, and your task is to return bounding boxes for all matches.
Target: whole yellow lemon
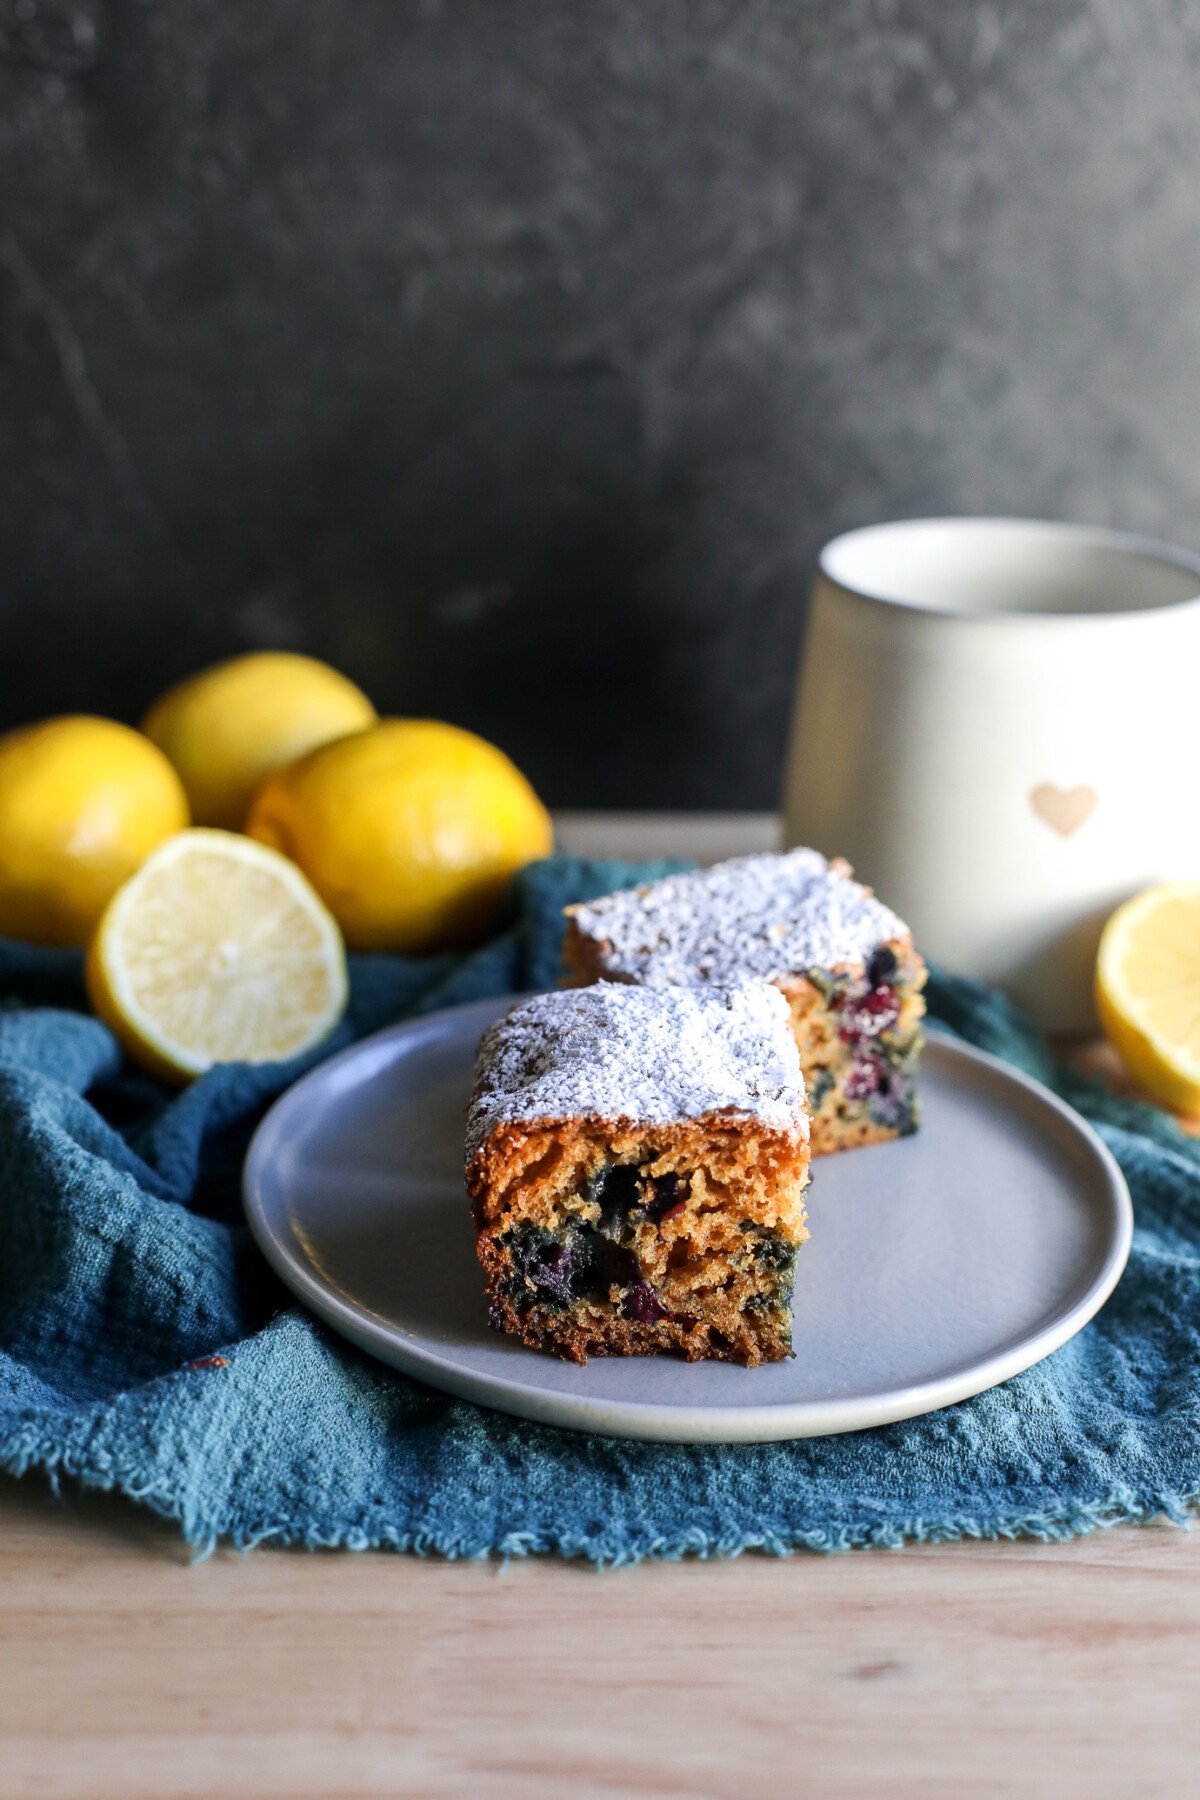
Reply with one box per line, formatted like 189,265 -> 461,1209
245,719 -> 553,952
141,651 -> 377,830
0,715 -> 190,946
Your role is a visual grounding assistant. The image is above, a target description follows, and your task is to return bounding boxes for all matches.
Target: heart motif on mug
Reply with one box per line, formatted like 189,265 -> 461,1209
1029,783 -> 1098,837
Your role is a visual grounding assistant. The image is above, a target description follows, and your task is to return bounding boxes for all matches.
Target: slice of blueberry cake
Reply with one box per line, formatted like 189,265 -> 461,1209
465,982 -> 810,1365
562,849 -> 927,1156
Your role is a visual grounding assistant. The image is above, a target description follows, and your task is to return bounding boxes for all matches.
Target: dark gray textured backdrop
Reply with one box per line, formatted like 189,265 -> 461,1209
3,1 -> 1199,805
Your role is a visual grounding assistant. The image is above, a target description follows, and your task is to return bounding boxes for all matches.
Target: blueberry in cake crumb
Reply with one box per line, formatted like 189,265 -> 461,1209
591,1162 -> 641,1235
645,1172 -> 688,1223
622,1281 -> 670,1324
866,944 -> 899,988
504,1228 -> 578,1309
465,982 -> 811,1365
562,849 -> 927,1156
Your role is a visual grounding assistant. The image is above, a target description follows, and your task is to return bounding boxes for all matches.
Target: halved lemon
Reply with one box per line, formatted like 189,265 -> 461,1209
1096,882 -> 1200,1113
86,829 -> 348,1082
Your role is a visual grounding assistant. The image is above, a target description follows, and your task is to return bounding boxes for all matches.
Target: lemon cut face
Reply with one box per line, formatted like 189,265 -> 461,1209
1096,882 -> 1200,1112
87,829 -> 348,1082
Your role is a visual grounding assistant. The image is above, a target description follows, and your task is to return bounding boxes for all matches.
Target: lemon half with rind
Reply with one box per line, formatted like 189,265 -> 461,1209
87,829 -> 348,1083
1096,881 -> 1200,1113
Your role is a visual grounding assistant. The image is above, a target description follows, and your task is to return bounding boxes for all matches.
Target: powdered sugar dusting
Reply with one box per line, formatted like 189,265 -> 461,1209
569,849 -> 910,986
465,982 -> 807,1160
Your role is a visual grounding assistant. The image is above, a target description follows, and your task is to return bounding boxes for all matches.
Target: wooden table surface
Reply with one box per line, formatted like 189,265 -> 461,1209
2,813 -> 1196,1800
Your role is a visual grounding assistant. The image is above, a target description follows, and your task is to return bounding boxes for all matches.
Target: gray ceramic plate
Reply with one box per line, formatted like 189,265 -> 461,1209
243,996 -> 1132,1444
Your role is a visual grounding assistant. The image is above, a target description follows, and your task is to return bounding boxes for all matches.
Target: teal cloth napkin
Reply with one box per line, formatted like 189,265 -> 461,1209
1,854 -> 1198,1560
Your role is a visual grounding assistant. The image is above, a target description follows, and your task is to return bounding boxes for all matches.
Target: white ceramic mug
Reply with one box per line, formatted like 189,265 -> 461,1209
781,517 -> 1200,1032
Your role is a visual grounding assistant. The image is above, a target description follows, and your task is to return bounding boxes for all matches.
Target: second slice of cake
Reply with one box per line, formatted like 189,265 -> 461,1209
465,982 -> 810,1365
562,849 -> 927,1155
